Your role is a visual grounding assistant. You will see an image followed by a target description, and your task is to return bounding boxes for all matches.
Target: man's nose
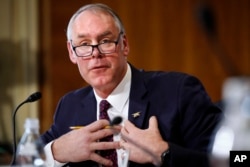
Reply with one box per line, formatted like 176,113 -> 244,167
91,45 -> 103,58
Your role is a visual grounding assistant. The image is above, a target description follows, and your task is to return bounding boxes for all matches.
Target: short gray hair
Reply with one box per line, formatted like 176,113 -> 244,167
66,3 -> 125,41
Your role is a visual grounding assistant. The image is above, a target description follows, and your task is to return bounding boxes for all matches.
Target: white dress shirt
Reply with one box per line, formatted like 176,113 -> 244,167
44,64 -> 131,167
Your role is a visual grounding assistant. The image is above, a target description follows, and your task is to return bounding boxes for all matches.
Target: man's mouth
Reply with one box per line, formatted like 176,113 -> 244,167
91,65 -> 108,71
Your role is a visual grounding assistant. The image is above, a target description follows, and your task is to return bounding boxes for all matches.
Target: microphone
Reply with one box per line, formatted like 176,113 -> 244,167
110,116 -> 123,126
26,92 -> 42,103
196,3 -> 239,76
10,92 -> 42,165
197,4 -> 217,38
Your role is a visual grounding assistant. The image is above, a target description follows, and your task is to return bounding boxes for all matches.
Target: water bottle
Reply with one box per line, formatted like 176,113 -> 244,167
211,77 -> 250,167
16,118 -> 45,166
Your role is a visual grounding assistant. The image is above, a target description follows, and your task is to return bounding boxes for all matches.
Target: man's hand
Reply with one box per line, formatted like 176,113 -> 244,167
120,116 -> 169,166
51,119 -> 120,166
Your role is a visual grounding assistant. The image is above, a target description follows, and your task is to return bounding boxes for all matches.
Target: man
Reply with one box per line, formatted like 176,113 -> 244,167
41,3 -> 222,167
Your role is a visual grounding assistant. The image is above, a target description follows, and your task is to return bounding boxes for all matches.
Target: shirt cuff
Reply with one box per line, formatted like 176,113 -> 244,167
44,141 -> 67,167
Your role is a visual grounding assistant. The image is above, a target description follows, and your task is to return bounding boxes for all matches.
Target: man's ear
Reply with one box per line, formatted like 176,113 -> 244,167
67,42 -> 77,64
122,34 -> 130,56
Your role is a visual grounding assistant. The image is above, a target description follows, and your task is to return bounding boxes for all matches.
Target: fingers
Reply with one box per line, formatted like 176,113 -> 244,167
119,138 -> 127,150
90,141 -> 120,166
124,119 -> 136,131
121,119 -> 135,136
76,120 -> 120,142
53,119 -> 121,164
89,152 -> 113,166
89,127 -> 120,141
148,116 -> 159,130
91,141 -> 120,151
87,119 -> 110,132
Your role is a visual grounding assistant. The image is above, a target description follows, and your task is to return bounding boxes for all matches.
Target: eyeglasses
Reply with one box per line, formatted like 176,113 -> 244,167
71,32 -> 123,57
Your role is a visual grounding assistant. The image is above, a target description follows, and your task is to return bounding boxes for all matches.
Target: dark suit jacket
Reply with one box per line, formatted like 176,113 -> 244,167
41,65 -> 222,167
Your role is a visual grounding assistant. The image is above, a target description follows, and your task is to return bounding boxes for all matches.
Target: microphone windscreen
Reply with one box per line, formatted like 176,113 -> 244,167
27,92 -> 42,102
110,116 -> 123,126
197,4 -> 216,36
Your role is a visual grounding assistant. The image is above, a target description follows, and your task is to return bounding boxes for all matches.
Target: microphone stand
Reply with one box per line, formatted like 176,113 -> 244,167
10,92 -> 42,166
196,3 -> 240,76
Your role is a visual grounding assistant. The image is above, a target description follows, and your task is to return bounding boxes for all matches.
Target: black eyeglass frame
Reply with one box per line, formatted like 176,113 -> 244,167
71,32 -> 123,57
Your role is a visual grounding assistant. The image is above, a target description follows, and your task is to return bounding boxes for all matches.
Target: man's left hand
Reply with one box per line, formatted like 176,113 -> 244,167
120,116 -> 169,166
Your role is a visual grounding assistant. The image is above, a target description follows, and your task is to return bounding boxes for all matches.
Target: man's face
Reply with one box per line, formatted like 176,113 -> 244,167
67,10 -> 129,96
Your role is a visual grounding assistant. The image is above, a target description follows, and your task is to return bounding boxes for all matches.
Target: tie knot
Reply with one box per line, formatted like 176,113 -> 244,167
100,100 -> 110,111
99,100 -> 111,120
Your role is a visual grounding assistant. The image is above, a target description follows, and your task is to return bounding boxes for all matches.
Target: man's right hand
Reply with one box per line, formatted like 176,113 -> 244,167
51,119 -> 120,166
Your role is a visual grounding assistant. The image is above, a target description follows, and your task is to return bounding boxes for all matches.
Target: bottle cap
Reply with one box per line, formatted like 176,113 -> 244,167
24,118 -> 39,129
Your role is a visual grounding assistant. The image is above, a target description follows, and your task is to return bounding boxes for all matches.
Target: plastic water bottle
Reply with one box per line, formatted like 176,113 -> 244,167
211,77 -> 250,167
16,118 -> 45,166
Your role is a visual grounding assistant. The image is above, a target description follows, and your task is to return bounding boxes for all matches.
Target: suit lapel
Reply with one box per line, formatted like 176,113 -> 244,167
78,88 -> 97,125
128,65 -> 149,128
